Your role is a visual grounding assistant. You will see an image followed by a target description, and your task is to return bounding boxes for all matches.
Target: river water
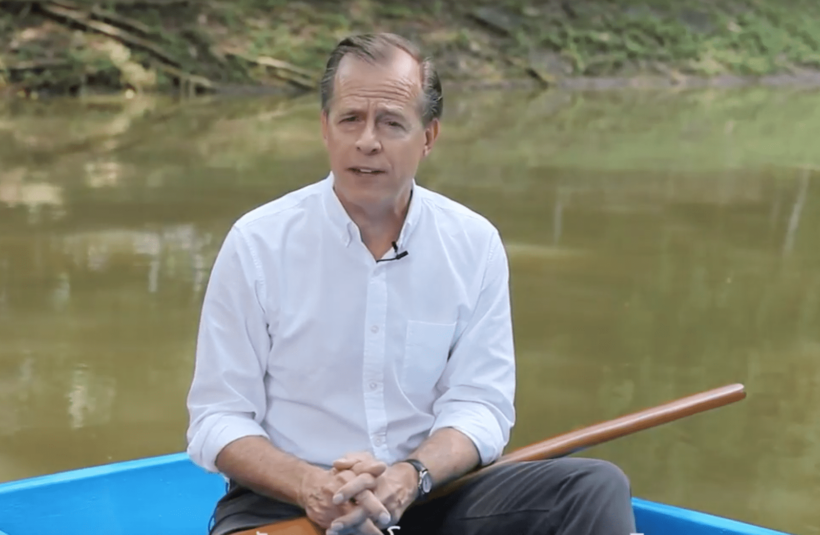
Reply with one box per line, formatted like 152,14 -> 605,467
1,87 -> 818,534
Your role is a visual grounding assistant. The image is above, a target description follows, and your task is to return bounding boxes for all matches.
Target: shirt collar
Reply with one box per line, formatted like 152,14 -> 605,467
321,173 -> 357,246
397,182 -> 421,248
321,172 -> 422,249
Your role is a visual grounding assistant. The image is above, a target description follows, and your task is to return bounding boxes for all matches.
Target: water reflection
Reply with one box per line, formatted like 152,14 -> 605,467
0,167 -> 65,225
66,365 -> 116,431
783,170 -> 811,256
0,89 -> 819,534
3,226 -> 212,302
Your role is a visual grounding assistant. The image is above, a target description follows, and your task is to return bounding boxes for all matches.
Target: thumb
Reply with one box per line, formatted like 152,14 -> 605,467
332,457 -> 358,471
333,451 -> 377,471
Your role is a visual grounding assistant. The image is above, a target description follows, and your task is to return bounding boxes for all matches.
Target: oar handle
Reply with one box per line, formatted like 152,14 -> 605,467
428,383 -> 746,497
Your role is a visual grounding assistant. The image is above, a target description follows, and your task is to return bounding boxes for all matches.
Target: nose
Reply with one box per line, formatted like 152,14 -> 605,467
355,122 -> 382,154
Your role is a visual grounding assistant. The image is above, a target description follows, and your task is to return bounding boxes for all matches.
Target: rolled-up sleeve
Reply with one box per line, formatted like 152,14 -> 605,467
429,230 -> 516,466
186,225 -> 271,473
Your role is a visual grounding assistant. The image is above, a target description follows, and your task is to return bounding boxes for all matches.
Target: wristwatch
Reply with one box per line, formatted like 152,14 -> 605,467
400,459 -> 433,500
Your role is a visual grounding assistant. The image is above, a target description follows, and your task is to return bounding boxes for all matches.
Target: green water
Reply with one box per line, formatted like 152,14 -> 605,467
1,87 -> 818,534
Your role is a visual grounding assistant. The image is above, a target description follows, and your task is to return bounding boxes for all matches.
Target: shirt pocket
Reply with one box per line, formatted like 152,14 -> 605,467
402,320 -> 457,397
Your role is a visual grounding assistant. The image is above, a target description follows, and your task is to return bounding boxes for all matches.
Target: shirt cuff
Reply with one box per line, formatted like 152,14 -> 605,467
188,416 -> 269,473
428,401 -> 506,466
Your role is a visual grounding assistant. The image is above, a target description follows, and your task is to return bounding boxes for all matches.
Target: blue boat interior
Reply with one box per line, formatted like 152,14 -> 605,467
0,453 -> 790,535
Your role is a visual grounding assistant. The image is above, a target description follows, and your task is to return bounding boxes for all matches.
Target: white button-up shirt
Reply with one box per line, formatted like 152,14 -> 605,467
186,174 -> 516,474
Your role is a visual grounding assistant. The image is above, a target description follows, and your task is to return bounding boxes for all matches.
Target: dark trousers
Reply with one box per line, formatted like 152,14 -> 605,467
211,458 -> 637,535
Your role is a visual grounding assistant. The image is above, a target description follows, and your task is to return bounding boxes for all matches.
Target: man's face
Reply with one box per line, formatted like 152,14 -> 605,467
321,49 -> 439,211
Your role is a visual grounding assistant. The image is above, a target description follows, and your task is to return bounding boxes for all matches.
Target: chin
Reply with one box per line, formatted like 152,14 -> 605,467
336,172 -> 392,200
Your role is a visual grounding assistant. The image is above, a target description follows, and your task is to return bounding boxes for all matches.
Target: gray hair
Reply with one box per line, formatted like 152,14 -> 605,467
319,33 -> 443,126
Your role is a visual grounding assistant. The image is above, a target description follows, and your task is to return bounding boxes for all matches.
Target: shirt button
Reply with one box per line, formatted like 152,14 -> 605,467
374,436 -> 384,446
369,382 -> 378,391
370,325 -> 379,334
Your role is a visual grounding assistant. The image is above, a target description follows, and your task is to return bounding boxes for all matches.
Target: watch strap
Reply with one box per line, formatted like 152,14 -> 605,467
401,459 -> 431,499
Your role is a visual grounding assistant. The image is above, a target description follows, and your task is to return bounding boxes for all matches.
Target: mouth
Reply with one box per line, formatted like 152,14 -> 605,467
349,167 -> 385,176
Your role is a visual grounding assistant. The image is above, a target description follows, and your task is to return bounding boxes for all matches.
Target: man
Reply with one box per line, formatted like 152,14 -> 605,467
186,33 -> 637,535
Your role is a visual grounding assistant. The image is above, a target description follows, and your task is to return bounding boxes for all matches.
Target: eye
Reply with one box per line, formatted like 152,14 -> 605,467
341,116 -> 358,123
387,121 -> 403,128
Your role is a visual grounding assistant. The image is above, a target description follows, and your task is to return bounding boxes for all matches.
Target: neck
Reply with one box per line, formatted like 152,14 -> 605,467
337,186 -> 412,259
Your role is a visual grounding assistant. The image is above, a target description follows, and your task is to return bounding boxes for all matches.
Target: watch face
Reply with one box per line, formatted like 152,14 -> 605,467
421,474 -> 432,493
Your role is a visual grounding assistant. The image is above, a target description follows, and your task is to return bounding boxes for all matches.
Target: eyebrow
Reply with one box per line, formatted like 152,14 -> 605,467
379,109 -> 408,121
336,105 -> 409,119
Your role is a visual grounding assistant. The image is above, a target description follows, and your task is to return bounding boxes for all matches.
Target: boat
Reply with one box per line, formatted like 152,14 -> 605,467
0,452 -> 790,535
0,384 -> 792,535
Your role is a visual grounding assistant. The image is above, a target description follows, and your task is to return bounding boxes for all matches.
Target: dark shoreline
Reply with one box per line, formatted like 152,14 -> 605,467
3,1 -> 820,99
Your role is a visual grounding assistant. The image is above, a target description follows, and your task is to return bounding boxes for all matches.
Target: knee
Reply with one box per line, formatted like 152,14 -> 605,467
579,459 -> 632,499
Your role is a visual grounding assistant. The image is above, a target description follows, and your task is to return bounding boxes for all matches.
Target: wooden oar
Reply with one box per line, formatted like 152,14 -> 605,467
235,383 -> 746,535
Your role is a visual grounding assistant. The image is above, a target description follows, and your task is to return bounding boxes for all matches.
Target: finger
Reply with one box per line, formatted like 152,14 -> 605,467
373,487 -> 405,527
332,473 -> 378,504
324,470 -> 354,493
332,458 -> 357,471
355,459 -> 387,477
353,490 -> 393,527
328,506 -> 368,534
328,512 -> 384,535
323,470 -> 356,498
333,451 -> 372,467
333,459 -> 387,479
332,452 -> 381,472
354,519 -> 384,535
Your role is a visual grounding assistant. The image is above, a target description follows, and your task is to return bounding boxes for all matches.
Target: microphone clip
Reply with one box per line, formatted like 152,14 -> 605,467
377,241 -> 409,263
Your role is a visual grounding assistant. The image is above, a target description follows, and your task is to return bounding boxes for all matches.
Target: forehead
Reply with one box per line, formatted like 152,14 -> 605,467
331,49 -> 422,113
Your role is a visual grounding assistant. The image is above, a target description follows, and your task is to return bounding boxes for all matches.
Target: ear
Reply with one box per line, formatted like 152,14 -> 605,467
421,118 -> 440,158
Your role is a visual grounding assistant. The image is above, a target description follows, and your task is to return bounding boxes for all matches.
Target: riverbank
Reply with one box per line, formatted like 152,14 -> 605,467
3,0 -> 820,98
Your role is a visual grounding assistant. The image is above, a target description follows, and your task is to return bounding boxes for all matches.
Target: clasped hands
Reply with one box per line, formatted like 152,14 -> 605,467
298,452 -> 419,535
